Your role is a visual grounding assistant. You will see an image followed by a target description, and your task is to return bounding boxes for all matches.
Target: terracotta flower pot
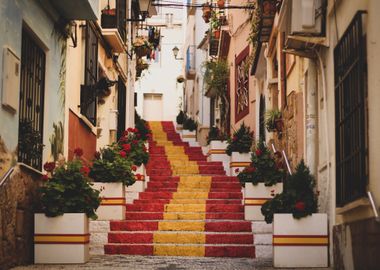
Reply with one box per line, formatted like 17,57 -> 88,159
217,0 -> 225,8
213,30 -> 221,39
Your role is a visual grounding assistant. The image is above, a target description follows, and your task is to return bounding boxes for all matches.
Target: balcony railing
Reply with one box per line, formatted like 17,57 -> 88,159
101,0 -> 126,52
186,45 -> 196,80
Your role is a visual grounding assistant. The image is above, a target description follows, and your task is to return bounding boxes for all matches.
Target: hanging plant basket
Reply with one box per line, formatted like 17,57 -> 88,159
275,118 -> 284,132
134,46 -> 150,58
202,3 -> 212,23
213,30 -> 221,39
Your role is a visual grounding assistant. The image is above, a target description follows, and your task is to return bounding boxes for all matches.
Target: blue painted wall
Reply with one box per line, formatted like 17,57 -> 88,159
0,0 -> 65,168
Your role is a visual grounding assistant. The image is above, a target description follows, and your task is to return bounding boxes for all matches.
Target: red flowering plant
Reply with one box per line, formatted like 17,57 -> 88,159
38,148 -> 101,219
261,160 -> 318,223
226,122 -> 254,156
206,126 -> 228,145
89,143 -> 136,186
237,140 -> 286,186
118,127 -> 149,166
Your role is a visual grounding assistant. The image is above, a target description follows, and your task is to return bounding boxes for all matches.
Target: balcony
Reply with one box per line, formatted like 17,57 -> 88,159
101,0 -> 127,53
50,0 -> 99,20
186,45 -> 196,80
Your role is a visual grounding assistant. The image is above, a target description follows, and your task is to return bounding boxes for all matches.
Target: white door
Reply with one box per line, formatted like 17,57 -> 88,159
143,93 -> 163,121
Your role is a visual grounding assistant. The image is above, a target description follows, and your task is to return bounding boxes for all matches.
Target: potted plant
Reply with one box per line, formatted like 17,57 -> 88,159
176,75 -> 185,83
202,3 -> 212,23
132,36 -> 152,57
265,109 -> 283,132
176,110 -> 186,131
261,160 -> 328,268
89,143 -> 135,220
210,11 -> 221,39
182,117 -> 198,144
101,5 -> 116,29
35,149 -> 100,264
238,140 -> 285,220
217,0 -> 225,8
227,123 -> 254,176
118,127 -> 150,196
135,111 -> 152,142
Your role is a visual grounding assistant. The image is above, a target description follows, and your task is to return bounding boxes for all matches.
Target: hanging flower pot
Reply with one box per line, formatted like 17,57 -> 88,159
202,3 -> 212,23
217,0 -> 225,8
213,30 -> 221,39
275,118 -> 284,132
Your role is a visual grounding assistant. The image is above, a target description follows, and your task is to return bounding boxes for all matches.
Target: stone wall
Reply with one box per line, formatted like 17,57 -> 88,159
0,165 -> 42,269
272,91 -> 304,171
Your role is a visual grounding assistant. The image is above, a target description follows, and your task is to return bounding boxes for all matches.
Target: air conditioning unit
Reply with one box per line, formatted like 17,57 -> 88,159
290,0 -> 323,36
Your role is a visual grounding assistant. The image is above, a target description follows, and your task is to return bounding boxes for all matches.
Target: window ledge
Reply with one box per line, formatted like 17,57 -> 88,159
336,197 -> 371,215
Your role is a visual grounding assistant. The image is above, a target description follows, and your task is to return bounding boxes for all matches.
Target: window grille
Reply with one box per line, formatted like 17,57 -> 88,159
235,47 -> 250,122
18,28 -> 46,170
334,11 -> 368,206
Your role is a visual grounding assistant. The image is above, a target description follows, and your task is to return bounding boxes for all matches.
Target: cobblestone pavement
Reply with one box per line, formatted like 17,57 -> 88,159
12,255 -> 331,270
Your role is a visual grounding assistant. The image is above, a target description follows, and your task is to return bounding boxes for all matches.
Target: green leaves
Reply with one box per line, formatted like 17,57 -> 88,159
39,159 -> 101,219
226,122 -> 254,156
261,160 -> 318,224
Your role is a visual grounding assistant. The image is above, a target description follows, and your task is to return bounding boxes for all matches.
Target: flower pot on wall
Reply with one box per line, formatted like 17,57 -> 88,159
207,140 -> 230,175
244,183 -> 283,221
92,182 -> 125,220
217,0 -> 225,8
273,213 -> 329,268
213,30 -> 221,39
101,9 -> 116,28
230,152 -> 251,176
34,213 -> 90,264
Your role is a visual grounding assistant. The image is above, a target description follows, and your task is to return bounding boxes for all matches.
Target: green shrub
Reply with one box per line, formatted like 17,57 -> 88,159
226,122 -> 254,156
183,117 -> 198,132
176,110 -> 186,125
206,126 -> 228,145
261,160 -> 318,224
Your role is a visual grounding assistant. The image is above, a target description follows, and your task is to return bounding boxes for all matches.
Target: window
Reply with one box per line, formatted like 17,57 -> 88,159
117,76 -> 126,140
80,22 -> 98,126
235,46 -> 250,122
334,11 -> 368,206
18,28 -> 46,170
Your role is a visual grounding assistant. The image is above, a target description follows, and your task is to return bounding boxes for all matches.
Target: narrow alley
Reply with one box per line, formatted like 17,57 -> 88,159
1,0 -> 380,270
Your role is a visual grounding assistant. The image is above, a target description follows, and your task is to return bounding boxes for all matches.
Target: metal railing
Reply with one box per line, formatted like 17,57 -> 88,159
271,143 -> 292,175
367,191 -> 380,223
0,167 -> 15,187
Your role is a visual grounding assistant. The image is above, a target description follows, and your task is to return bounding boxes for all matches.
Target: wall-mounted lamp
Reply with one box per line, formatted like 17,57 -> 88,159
172,46 -> 183,60
127,0 -> 152,22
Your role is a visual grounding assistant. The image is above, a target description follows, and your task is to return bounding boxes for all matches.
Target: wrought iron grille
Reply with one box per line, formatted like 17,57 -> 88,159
259,95 -> 266,140
334,11 -> 368,206
18,29 -> 46,170
117,76 -> 126,140
117,0 -> 127,42
80,22 -> 98,126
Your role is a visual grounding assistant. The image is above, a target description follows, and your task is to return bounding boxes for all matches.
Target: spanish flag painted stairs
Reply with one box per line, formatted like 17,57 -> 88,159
105,121 -> 255,257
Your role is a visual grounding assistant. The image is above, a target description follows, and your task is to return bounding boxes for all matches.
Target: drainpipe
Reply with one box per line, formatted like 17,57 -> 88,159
305,59 -> 318,176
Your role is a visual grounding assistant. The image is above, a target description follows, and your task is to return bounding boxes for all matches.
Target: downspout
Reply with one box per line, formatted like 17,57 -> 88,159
305,59 -> 318,176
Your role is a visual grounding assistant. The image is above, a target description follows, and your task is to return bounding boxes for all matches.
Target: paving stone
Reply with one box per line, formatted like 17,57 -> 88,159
11,255 -> 331,270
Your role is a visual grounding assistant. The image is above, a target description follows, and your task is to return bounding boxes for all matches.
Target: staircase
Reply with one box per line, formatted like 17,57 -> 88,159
104,121 -> 255,257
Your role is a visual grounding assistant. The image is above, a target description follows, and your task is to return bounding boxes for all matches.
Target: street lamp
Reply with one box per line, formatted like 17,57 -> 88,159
172,46 -> 183,60
126,0 -> 151,22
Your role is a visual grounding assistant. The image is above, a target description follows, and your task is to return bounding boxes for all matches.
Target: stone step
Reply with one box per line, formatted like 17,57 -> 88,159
124,212 -> 244,220
125,204 -> 244,213
104,244 -> 255,257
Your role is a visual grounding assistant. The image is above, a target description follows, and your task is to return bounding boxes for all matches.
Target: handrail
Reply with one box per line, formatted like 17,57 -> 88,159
367,191 -> 380,223
0,166 -> 15,187
282,150 -> 292,175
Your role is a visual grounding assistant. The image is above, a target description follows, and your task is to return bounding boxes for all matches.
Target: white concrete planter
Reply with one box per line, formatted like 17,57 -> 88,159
181,130 -> 196,143
207,141 -> 230,175
230,152 -> 252,176
244,182 -> 283,221
92,182 -> 125,220
34,213 -> 89,264
273,213 -> 329,268
176,124 -> 183,131
125,165 -> 146,203
202,145 -> 210,156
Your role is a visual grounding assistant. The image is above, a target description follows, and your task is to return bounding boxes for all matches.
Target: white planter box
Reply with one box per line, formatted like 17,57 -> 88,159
181,130 -> 196,143
34,213 -> 89,264
244,183 -> 283,221
207,141 -> 230,175
202,145 -> 210,156
125,165 -> 146,203
176,124 -> 183,131
273,213 -> 329,268
92,182 -> 125,220
230,152 -> 252,176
